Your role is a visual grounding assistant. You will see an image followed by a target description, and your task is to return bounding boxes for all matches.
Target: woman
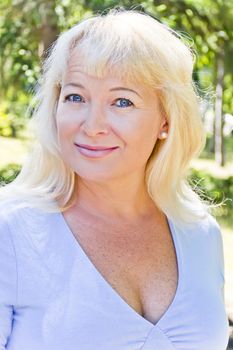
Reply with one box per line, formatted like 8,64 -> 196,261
0,9 -> 229,350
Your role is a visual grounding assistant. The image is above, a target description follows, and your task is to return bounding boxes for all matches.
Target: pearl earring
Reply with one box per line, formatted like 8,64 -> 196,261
159,131 -> 168,140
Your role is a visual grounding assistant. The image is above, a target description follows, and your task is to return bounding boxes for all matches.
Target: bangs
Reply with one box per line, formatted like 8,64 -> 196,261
65,15 -> 163,88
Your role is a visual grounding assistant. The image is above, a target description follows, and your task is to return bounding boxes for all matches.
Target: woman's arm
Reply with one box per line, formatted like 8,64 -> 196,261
0,218 -> 18,349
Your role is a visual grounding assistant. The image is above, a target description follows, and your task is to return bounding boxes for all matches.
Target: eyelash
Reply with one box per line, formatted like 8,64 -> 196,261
114,98 -> 133,108
64,94 -> 134,108
64,94 -> 84,103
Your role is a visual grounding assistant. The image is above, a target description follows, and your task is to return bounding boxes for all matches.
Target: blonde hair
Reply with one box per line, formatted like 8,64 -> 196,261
0,9 -> 208,225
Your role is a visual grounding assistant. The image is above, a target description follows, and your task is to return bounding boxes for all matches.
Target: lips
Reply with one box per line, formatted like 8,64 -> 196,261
74,143 -> 119,158
75,143 -> 118,151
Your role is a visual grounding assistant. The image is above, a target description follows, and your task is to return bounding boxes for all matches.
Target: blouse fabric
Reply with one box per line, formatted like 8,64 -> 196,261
0,204 -> 229,350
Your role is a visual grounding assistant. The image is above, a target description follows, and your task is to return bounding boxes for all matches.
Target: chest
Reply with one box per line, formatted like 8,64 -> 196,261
64,214 -> 178,325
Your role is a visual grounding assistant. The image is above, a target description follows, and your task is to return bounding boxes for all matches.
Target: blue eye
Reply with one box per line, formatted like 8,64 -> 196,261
65,94 -> 84,103
115,98 -> 133,108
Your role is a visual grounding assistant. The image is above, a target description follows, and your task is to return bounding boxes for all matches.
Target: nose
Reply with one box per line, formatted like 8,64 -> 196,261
81,104 -> 109,137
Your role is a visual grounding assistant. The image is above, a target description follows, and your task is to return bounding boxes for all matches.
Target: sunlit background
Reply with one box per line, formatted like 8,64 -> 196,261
0,0 -> 232,347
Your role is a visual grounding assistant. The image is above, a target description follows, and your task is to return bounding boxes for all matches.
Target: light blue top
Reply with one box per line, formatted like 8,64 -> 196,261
0,204 -> 229,350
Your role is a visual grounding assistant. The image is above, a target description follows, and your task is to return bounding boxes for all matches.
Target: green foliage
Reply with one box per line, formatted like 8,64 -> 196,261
0,0 -> 42,137
189,168 -> 233,227
0,99 -> 29,137
0,163 -> 21,185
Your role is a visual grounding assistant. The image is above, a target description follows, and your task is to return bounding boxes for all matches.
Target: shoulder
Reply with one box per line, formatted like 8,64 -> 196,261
202,214 -> 225,285
174,213 -> 225,284
203,214 -> 224,258
0,199 -> 40,223
205,213 -> 223,242
0,204 -> 18,308
196,213 -> 224,256
0,200 -> 64,267
176,212 -> 222,239
173,213 -> 224,259
0,199 -> 58,238
188,213 -> 225,279
196,213 -> 223,246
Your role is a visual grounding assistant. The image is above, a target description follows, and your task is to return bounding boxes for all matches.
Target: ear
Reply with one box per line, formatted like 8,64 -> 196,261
158,118 -> 169,140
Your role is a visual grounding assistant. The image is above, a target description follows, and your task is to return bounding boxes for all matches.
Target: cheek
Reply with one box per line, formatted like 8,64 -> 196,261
123,115 -> 160,164
124,116 -> 159,148
56,105 -> 80,141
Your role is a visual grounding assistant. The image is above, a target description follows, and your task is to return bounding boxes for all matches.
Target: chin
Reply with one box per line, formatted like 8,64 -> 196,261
74,169 -> 120,183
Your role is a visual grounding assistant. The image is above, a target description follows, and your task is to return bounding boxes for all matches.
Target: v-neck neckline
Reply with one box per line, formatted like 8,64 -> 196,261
57,211 -> 183,330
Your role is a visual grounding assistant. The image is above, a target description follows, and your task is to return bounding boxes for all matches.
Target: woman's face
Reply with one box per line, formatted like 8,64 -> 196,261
56,50 -> 167,183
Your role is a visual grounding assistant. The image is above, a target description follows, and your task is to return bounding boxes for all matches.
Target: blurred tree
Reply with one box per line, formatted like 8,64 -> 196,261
142,0 -> 233,166
0,0 -> 59,137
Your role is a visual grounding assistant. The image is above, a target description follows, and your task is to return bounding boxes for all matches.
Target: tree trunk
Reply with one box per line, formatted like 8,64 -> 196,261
38,0 -> 59,59
214,49 -> 225,166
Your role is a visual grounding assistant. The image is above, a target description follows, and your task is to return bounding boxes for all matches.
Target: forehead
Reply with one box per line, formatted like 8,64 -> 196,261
60,53 -> 163,111
61,50 -> 130,89
61,46 -> 152,88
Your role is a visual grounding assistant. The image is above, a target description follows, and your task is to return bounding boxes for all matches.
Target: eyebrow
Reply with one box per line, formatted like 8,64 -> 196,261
63,83 -> 142,98
63,82 -> 85,89
109,87 -> 142,98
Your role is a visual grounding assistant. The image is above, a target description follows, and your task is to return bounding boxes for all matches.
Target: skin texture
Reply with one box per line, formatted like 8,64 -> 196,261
54,51 -> 177,325
56,49 -> 168,222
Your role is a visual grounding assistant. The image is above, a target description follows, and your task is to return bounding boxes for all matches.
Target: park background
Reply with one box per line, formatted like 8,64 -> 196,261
0,0 -> 232,347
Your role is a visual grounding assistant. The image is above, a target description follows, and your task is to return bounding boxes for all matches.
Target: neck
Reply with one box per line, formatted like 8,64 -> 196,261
71,173 -> 160,223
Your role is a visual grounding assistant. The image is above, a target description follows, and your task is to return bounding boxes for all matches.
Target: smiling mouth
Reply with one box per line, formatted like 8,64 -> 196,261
75,143 -> 119,151
75,144 -> 119,158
